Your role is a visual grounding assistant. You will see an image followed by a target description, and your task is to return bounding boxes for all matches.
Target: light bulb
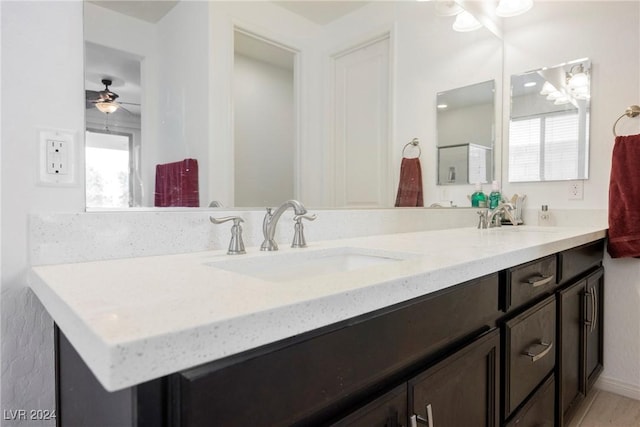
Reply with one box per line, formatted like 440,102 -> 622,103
453,11 -> 482,32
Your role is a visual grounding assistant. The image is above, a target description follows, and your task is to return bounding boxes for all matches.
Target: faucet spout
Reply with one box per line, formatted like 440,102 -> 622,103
487,203 -> 517,228
260,200 -> 307,251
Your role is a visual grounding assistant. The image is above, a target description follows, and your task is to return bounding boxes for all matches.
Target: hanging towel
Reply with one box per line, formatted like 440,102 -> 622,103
608,134 -> 640,257
154,158 -> 200,207
395,157 -> 424,207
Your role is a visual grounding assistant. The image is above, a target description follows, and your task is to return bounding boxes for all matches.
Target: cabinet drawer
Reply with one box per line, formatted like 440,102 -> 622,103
557,240 -> 604,285
504,296 -> 556,419
505,375 -> 555,427
504,255 -> 557,312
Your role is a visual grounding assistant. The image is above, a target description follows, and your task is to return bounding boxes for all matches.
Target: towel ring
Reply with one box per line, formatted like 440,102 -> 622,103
612,105 -> 640,136
402,138 -> 421,158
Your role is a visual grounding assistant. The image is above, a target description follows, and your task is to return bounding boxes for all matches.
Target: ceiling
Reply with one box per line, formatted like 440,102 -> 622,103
86,0 -> 179,23
87,0 -> 369,25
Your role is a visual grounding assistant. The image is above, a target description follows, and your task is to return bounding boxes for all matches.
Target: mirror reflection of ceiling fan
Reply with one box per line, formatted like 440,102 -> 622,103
85,78 -> 140,115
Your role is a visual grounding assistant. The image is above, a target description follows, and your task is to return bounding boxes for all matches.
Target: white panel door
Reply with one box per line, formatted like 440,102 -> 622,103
333,36 -> 390,207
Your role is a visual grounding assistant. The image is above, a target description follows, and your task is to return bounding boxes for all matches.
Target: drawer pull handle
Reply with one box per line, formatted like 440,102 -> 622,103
525,275 -> 554,287
523,341 -> 553,362
410,404 -> 433,427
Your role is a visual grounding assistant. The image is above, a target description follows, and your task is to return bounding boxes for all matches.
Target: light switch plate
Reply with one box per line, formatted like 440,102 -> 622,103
39,129 -> 76,185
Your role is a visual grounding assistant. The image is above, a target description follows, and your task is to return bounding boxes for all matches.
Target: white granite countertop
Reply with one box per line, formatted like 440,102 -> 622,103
28,225 -> 606,392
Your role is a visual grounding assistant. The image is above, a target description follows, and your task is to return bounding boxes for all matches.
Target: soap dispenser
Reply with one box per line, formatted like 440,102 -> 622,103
489,180 -> 501,209
471,183 -> 487,208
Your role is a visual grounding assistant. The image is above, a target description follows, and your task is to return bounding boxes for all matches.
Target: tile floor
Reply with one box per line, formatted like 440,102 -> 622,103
569,389 -> 640,427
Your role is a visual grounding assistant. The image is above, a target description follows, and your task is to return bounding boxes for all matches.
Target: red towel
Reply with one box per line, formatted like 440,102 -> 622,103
154,158 -> 200,207
395,157 -> 424,207
608,134 -> 640,257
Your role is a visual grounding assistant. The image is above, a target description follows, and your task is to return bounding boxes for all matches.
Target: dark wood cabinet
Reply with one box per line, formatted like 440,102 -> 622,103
557,267 -> 604,426
329,385 -> 407,427
503,296 -> 556,420
408,329 -> 500,427
504,375 -> 555,427
54,240 -> 606,427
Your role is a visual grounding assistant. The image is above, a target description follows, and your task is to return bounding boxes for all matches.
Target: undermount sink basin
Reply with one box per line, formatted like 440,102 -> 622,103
206,247 -> 415,282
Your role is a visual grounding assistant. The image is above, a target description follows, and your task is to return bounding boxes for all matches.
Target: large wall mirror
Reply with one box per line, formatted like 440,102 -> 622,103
436,80 -> 495,185
83,0 -> 503,210
508,58 -> 591,182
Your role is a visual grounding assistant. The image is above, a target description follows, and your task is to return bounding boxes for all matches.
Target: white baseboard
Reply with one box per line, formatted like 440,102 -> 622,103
595,376 -> 640,400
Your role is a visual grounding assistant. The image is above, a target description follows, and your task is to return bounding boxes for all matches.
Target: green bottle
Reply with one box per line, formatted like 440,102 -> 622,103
471,183 -> 486,208
489,180 -> 501,209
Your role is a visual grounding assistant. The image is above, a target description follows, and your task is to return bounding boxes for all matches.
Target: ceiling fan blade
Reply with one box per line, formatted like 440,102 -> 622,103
86,89 -> 102,102
119,101 -> 141,107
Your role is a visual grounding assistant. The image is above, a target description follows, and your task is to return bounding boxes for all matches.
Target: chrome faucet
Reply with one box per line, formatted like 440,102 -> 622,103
260,200 -> 308,251
487,203 -> 517,228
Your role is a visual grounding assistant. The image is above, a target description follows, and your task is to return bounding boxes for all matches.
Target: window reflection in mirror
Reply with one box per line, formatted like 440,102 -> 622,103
436,80 -> 495,185
508,58 -> 590,182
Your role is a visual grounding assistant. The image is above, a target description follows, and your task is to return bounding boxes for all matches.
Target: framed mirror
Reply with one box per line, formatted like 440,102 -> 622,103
436,80 -> 495,185
83,1 -> 503,209
508,58 -> 591,182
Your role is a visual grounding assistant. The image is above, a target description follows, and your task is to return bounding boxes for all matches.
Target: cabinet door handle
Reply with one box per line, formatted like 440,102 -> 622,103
524,275 -> 554,287
585,289 -> 596,332
523,341 -> 553,362
410,404 -> 433,427
592,286 -> 598,333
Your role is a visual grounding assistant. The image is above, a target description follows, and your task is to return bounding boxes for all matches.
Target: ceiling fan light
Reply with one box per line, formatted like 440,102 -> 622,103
96,101 -> 119,114
496,0 -> 533,18
452,11 -> 482,32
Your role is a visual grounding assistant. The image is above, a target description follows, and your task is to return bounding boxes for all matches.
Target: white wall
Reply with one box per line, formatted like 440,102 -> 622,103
502,1 -> 640,398
234,53 -> 294,207
155,1 -> 210,207
1,1 -> 85,423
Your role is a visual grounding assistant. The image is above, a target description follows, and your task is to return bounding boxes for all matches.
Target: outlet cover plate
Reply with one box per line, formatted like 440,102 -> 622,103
568,180 -> 584,200
39,129 -> 76,186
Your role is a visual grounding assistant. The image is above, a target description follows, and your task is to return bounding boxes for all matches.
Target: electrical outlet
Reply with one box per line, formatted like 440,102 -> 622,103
39,129 -> 76,185
568,181 -> 584,200
46,139 -> 68,175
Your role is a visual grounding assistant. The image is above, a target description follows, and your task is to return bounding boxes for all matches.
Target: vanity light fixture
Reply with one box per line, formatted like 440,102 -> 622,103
453,10 -> 483,32
95,101 -> 119,114
566,63 -> 589,89
539,81 -> 557,96
495,0 -> 533,18
435,0 -> 464,17
437,103 -> 448,109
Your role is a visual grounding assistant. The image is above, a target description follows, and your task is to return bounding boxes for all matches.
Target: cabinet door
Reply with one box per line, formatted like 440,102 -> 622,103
330,385 -> 407,427
585,267 -> 604,393
558,278 -> 586,424
408,329 -> 499,427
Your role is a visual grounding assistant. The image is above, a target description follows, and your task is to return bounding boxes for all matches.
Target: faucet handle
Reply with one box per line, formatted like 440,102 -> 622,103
291,214 -> 317,248
210,216 -> 246,255
477,210 -> 488,229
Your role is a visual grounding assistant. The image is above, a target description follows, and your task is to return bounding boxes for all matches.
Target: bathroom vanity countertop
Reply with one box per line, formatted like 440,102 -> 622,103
29,225 -> 606,392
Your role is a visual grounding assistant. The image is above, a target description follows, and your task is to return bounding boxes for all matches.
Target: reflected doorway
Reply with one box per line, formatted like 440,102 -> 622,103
233,29 -> 297,207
